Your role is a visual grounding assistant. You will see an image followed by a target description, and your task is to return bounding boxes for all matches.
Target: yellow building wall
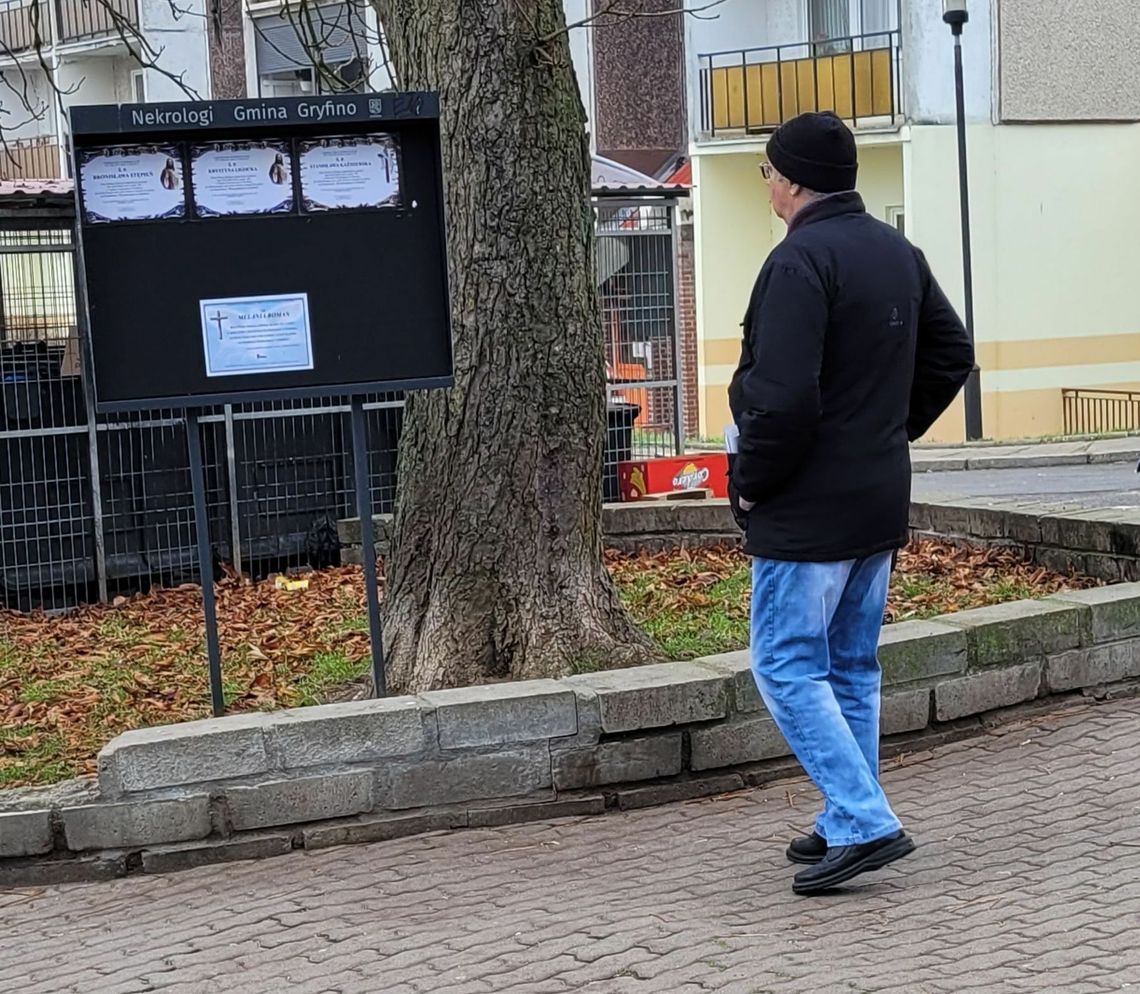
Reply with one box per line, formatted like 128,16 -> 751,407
691,143 -> 904,437
907,122 -> 1140,442
691,150 -> 774,438
693,123 -> 1140,443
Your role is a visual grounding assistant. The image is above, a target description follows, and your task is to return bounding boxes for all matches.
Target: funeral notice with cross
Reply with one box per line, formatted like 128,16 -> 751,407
199,293 -> 313,377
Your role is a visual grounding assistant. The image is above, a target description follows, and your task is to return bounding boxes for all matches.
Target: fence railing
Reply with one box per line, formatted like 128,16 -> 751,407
0,137 -> 64,182
1062,389 -> 1140,436
0,0 -> 138,53
698,30 -> 901,137
0,198 -> 682,611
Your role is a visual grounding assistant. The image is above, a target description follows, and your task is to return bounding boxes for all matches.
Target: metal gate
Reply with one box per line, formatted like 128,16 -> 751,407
597,197 -> 685,501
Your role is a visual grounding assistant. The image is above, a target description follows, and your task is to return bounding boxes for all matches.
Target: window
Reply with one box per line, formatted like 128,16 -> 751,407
886,206 -> 905,236
808,0 -> 896,53
253,3 -> 368,97
130,69 -> 146,104
809,0 -> 851,54
259,67 -> 316,97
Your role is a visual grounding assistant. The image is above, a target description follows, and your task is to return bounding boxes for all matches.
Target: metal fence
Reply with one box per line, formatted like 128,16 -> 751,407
599,197 -> 683,500
1062,389 -> 1140,436
0,0 -> 139,53
0,196 -> 682,611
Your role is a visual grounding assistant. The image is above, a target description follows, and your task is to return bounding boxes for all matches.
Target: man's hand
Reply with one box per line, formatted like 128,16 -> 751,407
727,473 -> 752,531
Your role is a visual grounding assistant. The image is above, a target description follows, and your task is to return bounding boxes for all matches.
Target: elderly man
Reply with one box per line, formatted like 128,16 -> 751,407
728,111 -> 974,895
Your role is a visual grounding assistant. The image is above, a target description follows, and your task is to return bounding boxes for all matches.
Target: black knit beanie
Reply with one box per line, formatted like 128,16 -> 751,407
766,112 -> 858,193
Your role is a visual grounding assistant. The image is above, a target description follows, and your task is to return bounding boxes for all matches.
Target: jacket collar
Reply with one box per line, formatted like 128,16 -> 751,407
786,190 -> 866,234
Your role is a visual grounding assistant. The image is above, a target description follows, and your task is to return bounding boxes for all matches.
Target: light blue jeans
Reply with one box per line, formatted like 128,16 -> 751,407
750,552 -> 902,847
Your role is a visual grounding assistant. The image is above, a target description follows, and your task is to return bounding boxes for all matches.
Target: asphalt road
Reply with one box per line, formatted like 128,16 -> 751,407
913,462 -> 1140,508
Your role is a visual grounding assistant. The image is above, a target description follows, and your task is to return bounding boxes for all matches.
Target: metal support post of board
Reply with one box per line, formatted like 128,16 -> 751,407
185,409 -> 226,717
350,395 -> 387,698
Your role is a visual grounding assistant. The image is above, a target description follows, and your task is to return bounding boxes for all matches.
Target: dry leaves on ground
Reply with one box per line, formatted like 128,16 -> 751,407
0,539 -> 1099,787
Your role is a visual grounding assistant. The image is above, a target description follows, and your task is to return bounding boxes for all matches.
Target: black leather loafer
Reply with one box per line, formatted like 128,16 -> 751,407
792,830 -> 915,895
786,830 -> 828,865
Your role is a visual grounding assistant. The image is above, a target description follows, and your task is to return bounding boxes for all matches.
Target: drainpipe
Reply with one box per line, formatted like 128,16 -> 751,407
45,0 -> 68,178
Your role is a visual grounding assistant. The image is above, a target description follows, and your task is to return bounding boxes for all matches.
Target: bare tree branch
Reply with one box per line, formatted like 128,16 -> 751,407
547,0 -> 728,43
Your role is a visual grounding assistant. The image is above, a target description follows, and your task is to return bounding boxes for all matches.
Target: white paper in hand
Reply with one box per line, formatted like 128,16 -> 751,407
725,425 -> 753,510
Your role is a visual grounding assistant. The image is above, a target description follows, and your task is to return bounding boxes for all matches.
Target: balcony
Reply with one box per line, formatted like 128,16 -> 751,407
698,30 -> 901,139
0,0 -> 139,55
0,136 -> 64,181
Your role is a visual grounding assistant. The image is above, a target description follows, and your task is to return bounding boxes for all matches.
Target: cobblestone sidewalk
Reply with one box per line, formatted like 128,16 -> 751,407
1,697 -> 1138,994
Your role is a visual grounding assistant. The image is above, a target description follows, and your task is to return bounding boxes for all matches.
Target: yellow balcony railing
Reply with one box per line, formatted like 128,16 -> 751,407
699,31 -> 900,137
0,136 -> 64,182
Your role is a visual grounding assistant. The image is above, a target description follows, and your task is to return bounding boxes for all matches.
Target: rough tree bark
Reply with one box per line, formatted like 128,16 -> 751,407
371,0 -> 657,693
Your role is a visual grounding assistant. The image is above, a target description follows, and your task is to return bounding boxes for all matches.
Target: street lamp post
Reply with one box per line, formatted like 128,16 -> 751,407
943,0 -> 984,441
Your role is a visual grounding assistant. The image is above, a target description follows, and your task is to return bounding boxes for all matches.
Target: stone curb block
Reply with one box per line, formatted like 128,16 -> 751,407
1039,512 -> 1125,555
911,458 -> 968,473
937,600 -> 1085,667
934,662 -> 1043,722
98,713 -> 271,795
265,698 -> 426,769
1046,584 -> 1140,644
692,652 -> 760,713
302,809 -> 469,850
915,500 -> 1044,545
467,796 -> 606,828
879,621 -> 968,685
380,745 -> 552,810
1046,642 -> 1140,694
0,810 -> 53,858
141,832 -> 295,873
0,854 -> 128,887
965,453 -> 1089,471
226,771 -> 373,831
881,688 -> 933,736
62,795 -> 211,851
564,662 -> 728,734
420,680 -> 577,750
552,734 -> 682,790
615,774 -> 746,811
689,716 -> 789,772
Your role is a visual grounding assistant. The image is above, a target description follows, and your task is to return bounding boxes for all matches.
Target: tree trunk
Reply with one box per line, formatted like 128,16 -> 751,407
372,1 -> 657,693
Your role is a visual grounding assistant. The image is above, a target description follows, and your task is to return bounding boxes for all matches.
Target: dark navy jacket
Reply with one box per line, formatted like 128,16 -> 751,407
728,191 -> 973,561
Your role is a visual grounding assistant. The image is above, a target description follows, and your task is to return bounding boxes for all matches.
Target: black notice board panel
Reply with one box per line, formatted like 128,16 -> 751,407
70,94 -> 453,412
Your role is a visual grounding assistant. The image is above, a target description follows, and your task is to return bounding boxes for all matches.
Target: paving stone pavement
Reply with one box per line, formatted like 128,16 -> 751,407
2,698 -> 1139,994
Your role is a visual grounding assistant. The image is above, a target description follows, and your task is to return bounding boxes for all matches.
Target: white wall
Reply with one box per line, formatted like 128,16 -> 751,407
563,0 -> 595,148
56,56 -> 119,106
0,68 -> 56,139
138,0 -> 212,100
901,0 -> 992,124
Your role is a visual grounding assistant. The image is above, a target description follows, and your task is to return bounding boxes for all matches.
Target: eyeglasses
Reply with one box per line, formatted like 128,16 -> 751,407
759,162 -> 773,180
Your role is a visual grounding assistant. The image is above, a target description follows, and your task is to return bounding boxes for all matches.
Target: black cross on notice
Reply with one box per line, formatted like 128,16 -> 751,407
209,311 -> 227,340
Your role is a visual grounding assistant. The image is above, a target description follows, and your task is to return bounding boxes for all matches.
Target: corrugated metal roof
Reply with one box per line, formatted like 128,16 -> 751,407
0,178 -> 74,201
591,155 -> 686,197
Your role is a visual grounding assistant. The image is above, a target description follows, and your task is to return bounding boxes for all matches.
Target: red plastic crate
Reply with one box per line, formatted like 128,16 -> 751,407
617,454 -> 728,501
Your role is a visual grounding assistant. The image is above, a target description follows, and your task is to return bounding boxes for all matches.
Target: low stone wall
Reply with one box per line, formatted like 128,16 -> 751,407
343,498 -> 1140,571
912,499 -> 1140,583
3,582 -> 1139,884
339,502 -> 742,561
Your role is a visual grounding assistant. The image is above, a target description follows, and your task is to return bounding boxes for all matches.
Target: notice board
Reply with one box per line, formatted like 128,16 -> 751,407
70,93 -> 453,413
